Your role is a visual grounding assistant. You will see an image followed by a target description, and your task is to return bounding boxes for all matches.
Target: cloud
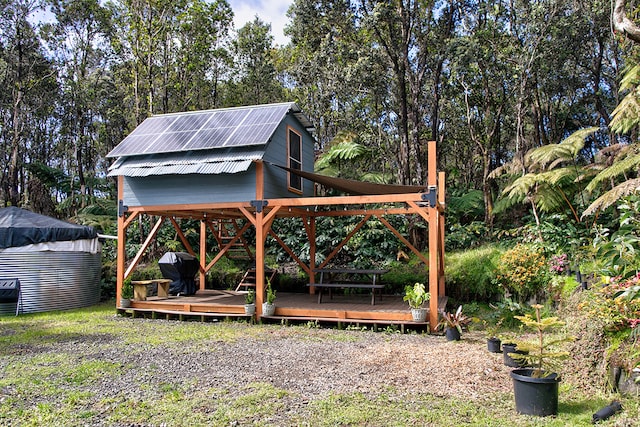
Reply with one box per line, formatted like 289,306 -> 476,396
230,0 -> 292,46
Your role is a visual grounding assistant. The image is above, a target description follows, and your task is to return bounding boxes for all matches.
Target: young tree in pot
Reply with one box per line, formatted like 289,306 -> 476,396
120,278 -> 133,308
437,305 -> 472,341
244,289 -> 256,316
403,282 -> 429,322
484,319 -> 503,353
509,304 -> 575,416
262,278 -> 276,316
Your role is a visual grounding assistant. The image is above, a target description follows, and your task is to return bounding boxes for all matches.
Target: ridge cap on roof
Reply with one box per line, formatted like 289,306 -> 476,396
146,102 -> 299,118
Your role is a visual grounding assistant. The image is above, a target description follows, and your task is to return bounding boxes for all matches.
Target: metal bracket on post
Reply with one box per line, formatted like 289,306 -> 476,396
421,187 -> 437,208
250,200 -> 269,213
118,200 -> 129,217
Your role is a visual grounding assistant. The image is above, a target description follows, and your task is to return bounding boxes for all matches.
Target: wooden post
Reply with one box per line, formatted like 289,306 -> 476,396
427,141 -> 439,331
255,160 -> 265,316
200,220 -> 207,291
438,170 -> 446,296
308,215 -> 316,292
116,176 -> 126,305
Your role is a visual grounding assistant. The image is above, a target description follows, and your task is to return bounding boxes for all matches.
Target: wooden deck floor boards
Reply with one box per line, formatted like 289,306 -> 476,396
118,289 -> 431,330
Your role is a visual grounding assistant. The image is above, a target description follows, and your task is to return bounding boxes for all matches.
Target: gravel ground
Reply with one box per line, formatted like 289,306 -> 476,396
1,316 -> 515,425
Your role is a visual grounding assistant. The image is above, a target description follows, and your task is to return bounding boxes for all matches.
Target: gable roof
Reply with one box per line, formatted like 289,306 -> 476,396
107,102 -> 313,158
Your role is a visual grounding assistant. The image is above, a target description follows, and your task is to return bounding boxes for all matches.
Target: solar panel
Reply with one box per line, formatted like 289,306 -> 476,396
107,103 -> 297,158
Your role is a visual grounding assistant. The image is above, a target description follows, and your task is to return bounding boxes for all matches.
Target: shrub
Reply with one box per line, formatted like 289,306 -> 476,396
445,245 -> 503,303
494,244 -> 549,302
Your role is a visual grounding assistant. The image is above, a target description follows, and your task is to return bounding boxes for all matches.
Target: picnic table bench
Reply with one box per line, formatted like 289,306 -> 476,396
131,279 -> 172,301
307,268 -> 388,305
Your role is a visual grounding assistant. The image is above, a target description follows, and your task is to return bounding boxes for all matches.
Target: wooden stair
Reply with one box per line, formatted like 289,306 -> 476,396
215,219 -> 253,260
235,268 -> 276,292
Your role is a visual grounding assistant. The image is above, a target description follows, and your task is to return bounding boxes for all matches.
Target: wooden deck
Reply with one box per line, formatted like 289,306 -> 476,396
116,289 -> 432,332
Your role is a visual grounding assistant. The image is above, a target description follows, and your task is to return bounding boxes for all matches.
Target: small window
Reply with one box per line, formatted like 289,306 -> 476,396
287,127 -> 302,193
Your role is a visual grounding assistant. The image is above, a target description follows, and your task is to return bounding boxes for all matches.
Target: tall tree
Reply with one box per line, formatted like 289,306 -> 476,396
46,0 -> 113,213
225,17 -> 284,106
0,0 -> 58,208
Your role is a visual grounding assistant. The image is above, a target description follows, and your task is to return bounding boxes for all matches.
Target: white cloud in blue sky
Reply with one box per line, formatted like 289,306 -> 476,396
229,0 -> 292,46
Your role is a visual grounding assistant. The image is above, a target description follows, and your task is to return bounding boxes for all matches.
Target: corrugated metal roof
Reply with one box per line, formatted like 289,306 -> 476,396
110,160 -> 253,177
107,102 -> 314,158
107,149 -> 262,177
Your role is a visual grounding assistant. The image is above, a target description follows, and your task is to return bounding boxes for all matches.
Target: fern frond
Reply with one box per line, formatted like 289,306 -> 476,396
585,152 -> 640,192
502,173 -> 539,201
526,127 -> 597,169
619,64 -> 640,93
582,178 -> 640,217
488,156 -> 524,179
610,88 -> 640,134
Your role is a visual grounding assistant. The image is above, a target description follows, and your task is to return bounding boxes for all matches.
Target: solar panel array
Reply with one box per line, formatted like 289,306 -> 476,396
107,103 -> 293,158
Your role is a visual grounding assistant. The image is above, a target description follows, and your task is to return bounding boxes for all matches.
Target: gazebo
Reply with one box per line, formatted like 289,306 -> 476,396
108,102 -> 445,329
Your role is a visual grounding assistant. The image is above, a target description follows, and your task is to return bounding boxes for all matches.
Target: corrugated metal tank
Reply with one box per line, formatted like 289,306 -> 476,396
0,251 -> 101,315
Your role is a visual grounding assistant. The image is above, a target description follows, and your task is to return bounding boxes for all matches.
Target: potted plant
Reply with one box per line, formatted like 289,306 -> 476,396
438,305 -> 471,341
120,278 -> 133,308
484,319 -> 503,353
262,278 -> 276,316
403,282 -> 430,322
244,289 -> 256,316
508,304 -> 575,416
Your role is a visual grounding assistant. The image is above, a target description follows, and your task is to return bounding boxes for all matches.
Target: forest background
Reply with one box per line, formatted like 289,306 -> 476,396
4,0 -> 640,287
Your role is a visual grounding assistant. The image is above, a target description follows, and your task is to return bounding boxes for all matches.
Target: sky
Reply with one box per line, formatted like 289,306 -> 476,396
228,0 -> 293,46
29,0 -> 294,47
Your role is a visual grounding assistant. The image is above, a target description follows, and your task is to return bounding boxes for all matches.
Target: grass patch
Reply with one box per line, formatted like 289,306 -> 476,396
1,302 -> 639,426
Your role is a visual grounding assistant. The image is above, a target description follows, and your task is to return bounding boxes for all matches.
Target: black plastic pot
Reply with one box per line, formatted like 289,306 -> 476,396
487,337 -> 502,353
445,326 -> 461,341
511,368 -> 560,416
502,343 -> 528,367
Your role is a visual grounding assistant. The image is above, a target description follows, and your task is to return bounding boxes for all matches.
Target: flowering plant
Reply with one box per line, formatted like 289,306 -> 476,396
579,274 -> 640,331
549,253 -> 569,275
495,244 -> 549,302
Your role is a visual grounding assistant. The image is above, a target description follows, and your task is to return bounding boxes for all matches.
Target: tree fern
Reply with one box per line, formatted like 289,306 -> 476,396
585,148 -> 640,193
583,178 -> 640,217
611,64 -> 640,134
526,127 -> 597,170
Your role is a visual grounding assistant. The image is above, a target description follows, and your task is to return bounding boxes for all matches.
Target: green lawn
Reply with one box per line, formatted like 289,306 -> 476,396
0,302 -> 637,426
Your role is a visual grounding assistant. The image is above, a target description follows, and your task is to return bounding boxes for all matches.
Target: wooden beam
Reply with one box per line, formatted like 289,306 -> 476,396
124,216 -> 165,279
200,220 -> 207,291
268,230 -> 312,276
168,217 -> 196,256
377,215 -> 429,265
318,214 -> 372,268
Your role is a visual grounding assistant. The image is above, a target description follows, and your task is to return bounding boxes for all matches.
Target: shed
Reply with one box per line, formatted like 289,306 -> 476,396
108,102 -> 446,329
0,207 -> 102,315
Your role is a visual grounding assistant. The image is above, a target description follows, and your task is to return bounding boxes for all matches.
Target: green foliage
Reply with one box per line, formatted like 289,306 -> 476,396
121,278 -> 133,299
511,304 -> 575,377
579,275 -> 640,333
445,245 -> 502,302
489,297 -> 529,329
403,282 -> 429,309
495,244 -> 550,302
446,189 -> 485,223
245,289 -> 255,305
592,196 -> 640,279
445,221 -> 488,251
382,258 -> 427,294
265,278 -> 276,304
437,305 -> 472,334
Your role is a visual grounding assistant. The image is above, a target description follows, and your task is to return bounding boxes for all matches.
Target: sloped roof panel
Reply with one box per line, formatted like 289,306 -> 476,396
107,102 -> 309,158
107,149 -> 262,177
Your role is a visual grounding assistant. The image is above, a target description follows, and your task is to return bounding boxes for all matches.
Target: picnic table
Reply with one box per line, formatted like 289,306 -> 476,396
307,268 -> 388,305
